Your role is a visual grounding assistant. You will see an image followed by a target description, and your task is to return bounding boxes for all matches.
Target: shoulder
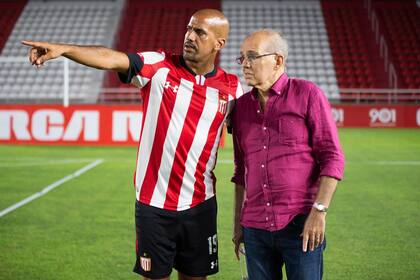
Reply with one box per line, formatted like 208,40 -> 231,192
289,77 -> 326,100
235,90 -> 253,107
137,50 -> 167,65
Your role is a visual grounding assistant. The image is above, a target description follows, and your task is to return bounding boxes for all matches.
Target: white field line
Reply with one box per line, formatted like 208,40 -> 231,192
0,159 -> 104,218
0,159 -> 98,167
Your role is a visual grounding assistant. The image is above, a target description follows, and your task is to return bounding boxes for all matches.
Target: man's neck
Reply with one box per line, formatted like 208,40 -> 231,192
256,70 -> 284,97
184,58 -> 215,76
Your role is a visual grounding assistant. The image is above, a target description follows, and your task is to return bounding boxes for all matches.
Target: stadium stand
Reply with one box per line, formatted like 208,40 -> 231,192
100,0 -> 220,103
0,0 -> 27,53
0,0 -> 418,104
221,0 -> 340,100
373,0 -> 420,89
0,0 -> 123,103
321,0 -> 390,90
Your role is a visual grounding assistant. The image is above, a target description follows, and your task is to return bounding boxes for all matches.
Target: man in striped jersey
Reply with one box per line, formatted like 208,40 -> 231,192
23,8 -> 242,280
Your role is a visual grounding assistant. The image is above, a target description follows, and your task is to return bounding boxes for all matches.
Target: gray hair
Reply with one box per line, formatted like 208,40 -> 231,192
248,29 -> 289,62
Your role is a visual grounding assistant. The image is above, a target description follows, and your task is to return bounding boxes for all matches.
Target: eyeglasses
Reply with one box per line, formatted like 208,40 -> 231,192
235,53 -> 278,65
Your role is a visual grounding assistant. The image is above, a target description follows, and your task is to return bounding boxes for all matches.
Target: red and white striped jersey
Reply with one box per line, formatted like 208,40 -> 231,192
120,50 -> 243,211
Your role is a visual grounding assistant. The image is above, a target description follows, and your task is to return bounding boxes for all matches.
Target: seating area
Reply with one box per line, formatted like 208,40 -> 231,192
0,0 -> 122,103
221,0 -> 340,99
373,0 -> 420,89
0,0 -> 418,104
321,0 -> 385,90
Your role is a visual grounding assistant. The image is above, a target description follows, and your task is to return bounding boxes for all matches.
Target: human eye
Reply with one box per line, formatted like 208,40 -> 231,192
247,54 -> 257,61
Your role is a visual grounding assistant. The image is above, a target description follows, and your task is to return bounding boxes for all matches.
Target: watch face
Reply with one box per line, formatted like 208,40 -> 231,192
314,203 -> 327,212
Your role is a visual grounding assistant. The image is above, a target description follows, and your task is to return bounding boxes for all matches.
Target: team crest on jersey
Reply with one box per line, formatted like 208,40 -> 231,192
218,98 -> 227,115
164,81 -> 178,93
140,255 -> 151,272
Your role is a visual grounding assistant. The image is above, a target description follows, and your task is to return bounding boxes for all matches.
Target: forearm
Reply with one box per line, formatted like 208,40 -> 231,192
62,44 -> 129,72
234,184 -> 245,226
313,176 -> 338,208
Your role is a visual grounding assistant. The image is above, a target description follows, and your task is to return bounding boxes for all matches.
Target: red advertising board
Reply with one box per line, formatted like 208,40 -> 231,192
0,104 -> 419,146
0,104 -> 142,146
331,105 -> 420,128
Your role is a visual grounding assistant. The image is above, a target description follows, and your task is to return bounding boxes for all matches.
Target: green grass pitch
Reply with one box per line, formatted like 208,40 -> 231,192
0,128 -> 419,279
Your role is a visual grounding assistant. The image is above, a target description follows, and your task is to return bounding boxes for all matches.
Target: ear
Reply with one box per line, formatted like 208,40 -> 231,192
214,38 -> 226,51
276,54 -> 284,68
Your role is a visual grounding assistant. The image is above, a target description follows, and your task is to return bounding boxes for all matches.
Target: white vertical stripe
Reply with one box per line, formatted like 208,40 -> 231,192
204,120 -> 224,200
150,78 -> 194,208
177,87 -> 220,210
135,68 -> 169,199
236,80 -> 244,99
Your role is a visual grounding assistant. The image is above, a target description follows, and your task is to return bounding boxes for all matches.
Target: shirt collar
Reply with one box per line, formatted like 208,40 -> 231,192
251,72 -> 289,100
179,56 -> 217,78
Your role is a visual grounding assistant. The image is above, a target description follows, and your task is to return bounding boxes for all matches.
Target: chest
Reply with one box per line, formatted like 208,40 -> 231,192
151,68 -> 231,122
234,95 -> 310,151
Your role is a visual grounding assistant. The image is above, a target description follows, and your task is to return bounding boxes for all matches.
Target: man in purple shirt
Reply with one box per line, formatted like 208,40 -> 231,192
230,29 -> 345,280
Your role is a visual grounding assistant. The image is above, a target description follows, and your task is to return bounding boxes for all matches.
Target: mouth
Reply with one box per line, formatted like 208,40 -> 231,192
184,43 -> 197,51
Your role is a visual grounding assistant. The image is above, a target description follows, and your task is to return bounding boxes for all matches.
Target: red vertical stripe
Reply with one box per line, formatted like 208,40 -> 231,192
138,89 -> 177,204
163,85 -> 206,209
190,108 -> 223,207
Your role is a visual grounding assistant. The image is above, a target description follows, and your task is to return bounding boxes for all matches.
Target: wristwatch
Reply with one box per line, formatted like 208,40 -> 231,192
312,202 -> 328,212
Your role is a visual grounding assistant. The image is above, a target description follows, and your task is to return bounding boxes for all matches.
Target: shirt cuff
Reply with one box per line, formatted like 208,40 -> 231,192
118,52 -> 144,84
320,165 -> 344,181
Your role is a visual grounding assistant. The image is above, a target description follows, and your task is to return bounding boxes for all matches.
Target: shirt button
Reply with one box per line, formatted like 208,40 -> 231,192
263,145 -> 267,150
261,164 -> 265,168
265,217 -> 269,221
263,184 -> 267,188
263,126 -> 267,131
257,110 -> 261,114
271,223 -> 274,227
267,202 -> 270,206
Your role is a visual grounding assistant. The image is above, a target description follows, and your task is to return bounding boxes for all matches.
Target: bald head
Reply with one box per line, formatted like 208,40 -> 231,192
192,9 -> 229,39
244,29 -> 288,62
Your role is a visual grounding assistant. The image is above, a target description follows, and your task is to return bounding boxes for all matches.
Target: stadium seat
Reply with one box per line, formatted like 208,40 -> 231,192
221,0 -> 339,100
0,0 -> 122,103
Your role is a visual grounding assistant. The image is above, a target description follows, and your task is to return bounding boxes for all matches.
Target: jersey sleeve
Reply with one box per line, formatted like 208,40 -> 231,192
118,51 -> 166,89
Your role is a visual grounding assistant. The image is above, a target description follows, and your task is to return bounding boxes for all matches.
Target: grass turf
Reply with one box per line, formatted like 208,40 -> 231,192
0,128 -> 419,279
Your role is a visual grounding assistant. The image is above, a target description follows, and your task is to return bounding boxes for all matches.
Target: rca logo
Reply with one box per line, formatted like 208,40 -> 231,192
0,109 -> 142,143
0,109 -> 99,141
369,108 -> 396,127
331,108 -> 344,126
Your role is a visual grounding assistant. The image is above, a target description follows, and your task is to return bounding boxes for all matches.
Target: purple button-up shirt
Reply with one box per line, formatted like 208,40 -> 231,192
231,73 -> 345,231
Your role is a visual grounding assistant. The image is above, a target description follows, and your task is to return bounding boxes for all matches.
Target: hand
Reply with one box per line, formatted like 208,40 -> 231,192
232,225 -> 244,260
301,210 -> 326,252
21,40 -> 65,68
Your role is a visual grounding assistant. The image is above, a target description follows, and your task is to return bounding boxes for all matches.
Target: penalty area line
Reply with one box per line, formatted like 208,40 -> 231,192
0,159 -> 104,218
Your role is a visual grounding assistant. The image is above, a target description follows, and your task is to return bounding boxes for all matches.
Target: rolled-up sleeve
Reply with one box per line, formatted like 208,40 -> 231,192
231,113 -> 246,186
307,86 -> 345,180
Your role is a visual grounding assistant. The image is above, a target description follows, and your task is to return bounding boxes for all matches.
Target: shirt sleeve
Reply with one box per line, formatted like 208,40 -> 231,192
307,85 -> 345,180
230,109 -> 246,186
118,51 -> 165,88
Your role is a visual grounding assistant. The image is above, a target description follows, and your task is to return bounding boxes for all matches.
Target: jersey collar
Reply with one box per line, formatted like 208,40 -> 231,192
180,56 -> 217,78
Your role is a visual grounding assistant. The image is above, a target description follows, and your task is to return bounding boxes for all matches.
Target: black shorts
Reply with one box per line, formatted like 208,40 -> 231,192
133,197 -> 218,279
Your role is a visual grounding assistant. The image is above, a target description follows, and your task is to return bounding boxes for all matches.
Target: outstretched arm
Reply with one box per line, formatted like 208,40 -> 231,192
22,40 -> 129,73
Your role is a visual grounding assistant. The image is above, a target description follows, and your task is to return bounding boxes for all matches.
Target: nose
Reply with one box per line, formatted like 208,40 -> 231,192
242,59 -> 251,68
185,30 -> 196,42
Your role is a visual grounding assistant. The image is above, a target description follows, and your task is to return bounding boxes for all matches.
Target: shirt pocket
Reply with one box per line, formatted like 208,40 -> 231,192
278,116 -> 304,146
